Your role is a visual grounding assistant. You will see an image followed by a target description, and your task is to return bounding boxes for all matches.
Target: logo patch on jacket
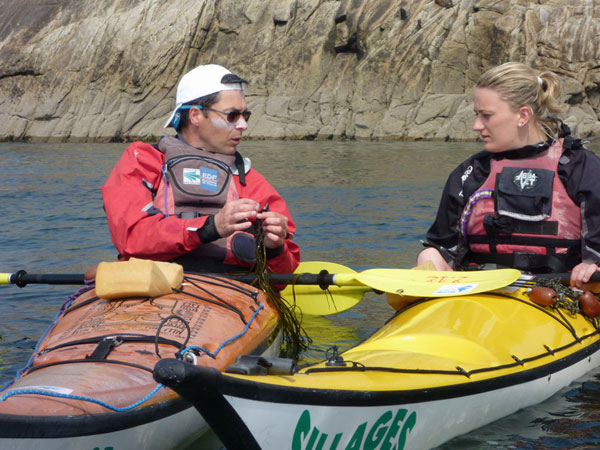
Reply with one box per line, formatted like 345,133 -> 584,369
201,168 -> 219,191
182,168 -> 219,191
183,168 -> 202,185
513,169 -> 539,191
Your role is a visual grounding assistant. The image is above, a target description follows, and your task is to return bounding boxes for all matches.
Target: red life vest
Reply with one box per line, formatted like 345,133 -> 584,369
460,139 -> 582,272
153,135 -> 256,271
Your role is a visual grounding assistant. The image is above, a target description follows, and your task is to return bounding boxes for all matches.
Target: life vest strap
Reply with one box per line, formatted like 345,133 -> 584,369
483,215 -> 559,236
468,234 -> 580,249
466,251 -> 579,273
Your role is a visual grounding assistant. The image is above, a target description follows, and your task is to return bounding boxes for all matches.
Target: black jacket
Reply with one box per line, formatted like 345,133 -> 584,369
423,132 -> 600,270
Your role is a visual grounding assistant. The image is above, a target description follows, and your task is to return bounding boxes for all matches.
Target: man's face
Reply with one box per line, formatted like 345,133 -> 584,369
192,90 -> 249,155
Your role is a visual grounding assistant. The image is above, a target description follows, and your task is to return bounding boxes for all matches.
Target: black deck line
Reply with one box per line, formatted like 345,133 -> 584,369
159,336 -> 600,408
154,338 -> 600,450
154,291 -> 600,449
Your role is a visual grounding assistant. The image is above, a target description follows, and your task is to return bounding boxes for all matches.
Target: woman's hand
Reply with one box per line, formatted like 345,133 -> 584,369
416,247 -> 453,271
570,262 -> 600,292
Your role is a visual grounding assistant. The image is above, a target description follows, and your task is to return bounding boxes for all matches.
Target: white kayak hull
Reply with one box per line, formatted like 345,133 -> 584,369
1,406 -> 207,450
225,350 -> 600,449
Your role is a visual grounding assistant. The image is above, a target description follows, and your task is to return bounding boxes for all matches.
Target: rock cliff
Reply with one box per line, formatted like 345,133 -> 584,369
1,0 -> 599,141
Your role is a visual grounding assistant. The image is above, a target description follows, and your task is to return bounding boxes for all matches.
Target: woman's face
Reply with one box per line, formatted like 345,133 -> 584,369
473,87 -> 523,153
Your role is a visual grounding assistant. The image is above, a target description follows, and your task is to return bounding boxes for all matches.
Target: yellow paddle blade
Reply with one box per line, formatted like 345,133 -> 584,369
386,262 -> 436,311
281,261 -> 369,316
345,268 -> 522,297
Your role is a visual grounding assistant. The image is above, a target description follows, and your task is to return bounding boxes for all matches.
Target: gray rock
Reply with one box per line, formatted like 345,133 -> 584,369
0,0 -> 599,141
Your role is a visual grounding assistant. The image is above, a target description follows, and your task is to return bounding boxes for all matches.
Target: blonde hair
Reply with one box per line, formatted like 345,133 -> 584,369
477,62 -> 564,139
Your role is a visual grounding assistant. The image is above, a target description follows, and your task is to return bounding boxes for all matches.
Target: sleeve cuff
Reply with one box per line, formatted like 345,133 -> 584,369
196,215 -> 221,243
266,244 -> 285,259
421,240 -> 457,264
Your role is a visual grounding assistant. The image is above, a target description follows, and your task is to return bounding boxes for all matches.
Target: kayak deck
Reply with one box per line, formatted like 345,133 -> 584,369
205,289 -> 598,393
0,273 -> 279,435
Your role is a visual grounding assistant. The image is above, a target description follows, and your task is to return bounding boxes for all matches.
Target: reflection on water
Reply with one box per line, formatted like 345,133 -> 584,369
1,140 -> 600,449
298,313 -> 364,365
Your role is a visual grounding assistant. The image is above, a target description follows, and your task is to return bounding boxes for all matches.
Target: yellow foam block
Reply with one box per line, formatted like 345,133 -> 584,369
129,257 -> 184,289
95,259 -> 183,300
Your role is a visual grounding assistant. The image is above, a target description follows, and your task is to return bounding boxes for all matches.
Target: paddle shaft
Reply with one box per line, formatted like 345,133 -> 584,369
4,269 -> 600,291
2,270 -> 339,289
3,271 -> 86,287
218,272 -> 341,289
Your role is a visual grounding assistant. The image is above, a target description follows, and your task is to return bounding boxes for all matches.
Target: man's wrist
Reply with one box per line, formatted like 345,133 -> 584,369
197,215 -> 221,243
266,244 -> 285,259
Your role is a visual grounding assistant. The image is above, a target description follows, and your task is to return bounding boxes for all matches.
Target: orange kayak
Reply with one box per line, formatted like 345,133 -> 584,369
0,273 -> 280,450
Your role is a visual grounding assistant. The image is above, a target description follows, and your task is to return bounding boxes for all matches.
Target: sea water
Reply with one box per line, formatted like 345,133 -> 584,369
1,140 -> 600,449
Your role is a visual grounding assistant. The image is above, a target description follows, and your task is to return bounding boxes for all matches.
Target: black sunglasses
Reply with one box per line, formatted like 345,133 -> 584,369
203,107 -> 251,123
180,105 -> 251,123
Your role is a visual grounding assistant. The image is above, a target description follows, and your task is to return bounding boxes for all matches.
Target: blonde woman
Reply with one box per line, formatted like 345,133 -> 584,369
418,62 -> 600,288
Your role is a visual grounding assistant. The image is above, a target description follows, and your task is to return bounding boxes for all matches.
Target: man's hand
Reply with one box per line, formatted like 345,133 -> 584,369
257,210 -> 288,249
213,199 -> 259,237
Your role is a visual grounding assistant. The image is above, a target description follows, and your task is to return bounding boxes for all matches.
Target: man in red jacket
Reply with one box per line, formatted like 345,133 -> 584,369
101,64 -> 299,274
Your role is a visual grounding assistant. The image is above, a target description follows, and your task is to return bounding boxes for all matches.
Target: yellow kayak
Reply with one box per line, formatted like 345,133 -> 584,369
155,286 -> 600,450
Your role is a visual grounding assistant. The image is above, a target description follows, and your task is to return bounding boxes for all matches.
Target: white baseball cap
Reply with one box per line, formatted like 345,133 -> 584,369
164,64 -> 247,128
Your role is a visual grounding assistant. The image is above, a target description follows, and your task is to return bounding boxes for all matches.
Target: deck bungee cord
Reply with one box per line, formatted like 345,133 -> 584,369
178,302 -> 265,362
305,327 -> 600,379
0,384 -> 165,413
0,274 -> 270,413
305,283 -> 600,379
0,282 -> 95,392
176,275 -> 248,323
